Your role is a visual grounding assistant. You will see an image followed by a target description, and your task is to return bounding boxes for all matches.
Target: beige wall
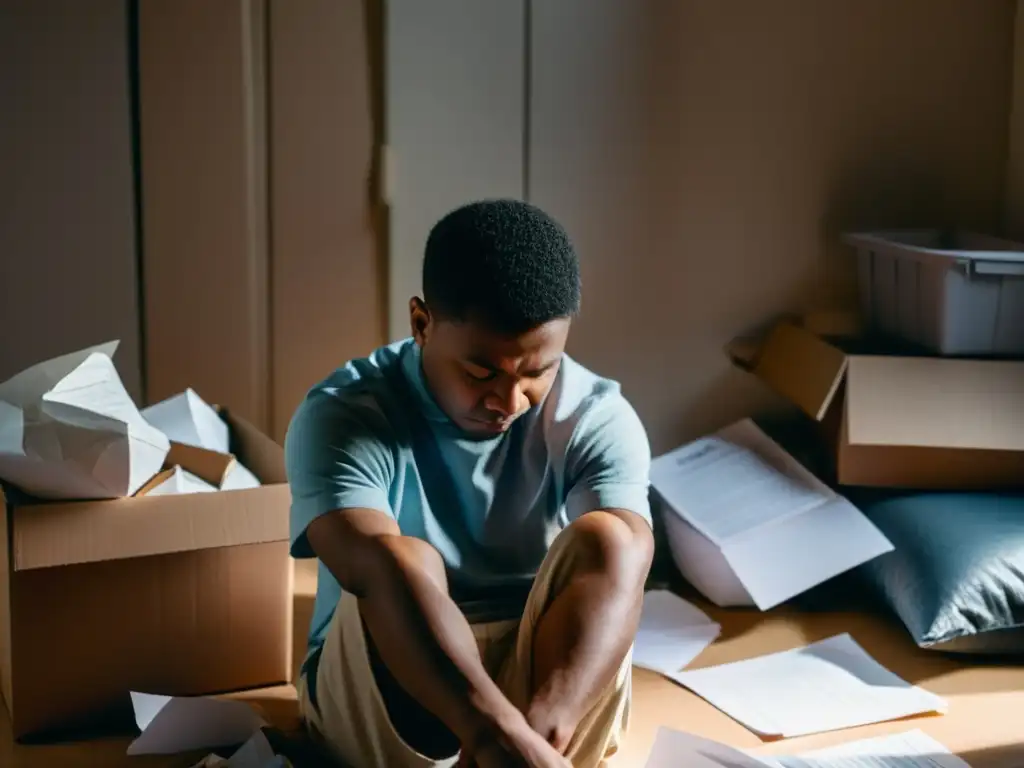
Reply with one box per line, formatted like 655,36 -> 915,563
1008,0 -> 1024,237
138,0 -> 271,428
0,0 -> 142,398
268,0 -> 384,440
529,0 -> 1015,453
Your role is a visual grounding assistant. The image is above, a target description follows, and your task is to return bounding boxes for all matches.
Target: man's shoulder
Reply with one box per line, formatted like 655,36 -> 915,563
293,339 -> 416,436
541,354 -> 644,453
548,354 -> 626,422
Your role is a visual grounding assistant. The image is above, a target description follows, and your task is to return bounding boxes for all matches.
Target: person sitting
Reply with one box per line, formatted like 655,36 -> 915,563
285,199 -> 654,768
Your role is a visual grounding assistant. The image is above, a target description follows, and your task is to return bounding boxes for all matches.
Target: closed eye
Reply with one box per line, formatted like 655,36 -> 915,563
464,368 -> 496,383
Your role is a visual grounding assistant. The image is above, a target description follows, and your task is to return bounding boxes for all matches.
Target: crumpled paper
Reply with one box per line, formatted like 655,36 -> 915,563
0,342 -> 169,499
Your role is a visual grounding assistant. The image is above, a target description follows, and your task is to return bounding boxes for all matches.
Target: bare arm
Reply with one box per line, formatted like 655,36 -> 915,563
306,507 -> 521,751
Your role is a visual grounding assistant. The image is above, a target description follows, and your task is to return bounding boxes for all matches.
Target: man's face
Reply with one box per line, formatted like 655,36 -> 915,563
410,300 -> 570,438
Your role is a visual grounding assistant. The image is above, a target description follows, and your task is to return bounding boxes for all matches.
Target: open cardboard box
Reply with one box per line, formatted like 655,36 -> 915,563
0,410 -> 293,738
728,320 -> 1024,490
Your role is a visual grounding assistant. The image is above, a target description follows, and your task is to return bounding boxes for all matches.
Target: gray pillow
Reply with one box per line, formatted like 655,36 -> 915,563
855,492 -> 1024,654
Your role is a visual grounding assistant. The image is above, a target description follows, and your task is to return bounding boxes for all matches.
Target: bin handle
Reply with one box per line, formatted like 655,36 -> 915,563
973,261 -> 1024,277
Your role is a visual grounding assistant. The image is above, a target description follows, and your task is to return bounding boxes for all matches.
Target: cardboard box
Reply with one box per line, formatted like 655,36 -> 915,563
729,321 -> 1024,490
0,410 -> 293,738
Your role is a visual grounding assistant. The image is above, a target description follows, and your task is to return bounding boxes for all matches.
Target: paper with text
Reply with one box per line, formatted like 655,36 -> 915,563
127,691 -> 266,756
643,728 -> 968,768
767,730 -> 971,768
652,419 -> 892,610
633,590 -> 721,674
650,420 -> 830,546
670,634 -> 947,738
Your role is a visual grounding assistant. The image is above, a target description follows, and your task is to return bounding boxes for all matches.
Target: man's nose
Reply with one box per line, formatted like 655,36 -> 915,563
486,381 -> 526,417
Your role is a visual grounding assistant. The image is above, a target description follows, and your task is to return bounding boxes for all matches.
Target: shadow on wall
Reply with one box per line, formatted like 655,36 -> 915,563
546,0 -> 1012,455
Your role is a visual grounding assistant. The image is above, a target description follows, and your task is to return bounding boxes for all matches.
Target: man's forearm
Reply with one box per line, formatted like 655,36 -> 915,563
357,535 -> 522,749
527,511 -> 654,749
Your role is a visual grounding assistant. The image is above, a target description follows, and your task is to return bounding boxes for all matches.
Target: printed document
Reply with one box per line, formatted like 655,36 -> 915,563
651,419 -> 892,610
643,728 -> 969,768
669,634 -> 947,738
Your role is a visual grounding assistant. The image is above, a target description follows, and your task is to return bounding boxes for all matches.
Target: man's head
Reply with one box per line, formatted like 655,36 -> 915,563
410,199 -> 581,438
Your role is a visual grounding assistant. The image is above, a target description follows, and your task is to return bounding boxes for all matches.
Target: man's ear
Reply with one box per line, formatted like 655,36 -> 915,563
409,297 -> 431,345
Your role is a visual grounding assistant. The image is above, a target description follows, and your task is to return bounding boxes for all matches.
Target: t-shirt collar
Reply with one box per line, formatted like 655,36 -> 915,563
401,341 -> 451,425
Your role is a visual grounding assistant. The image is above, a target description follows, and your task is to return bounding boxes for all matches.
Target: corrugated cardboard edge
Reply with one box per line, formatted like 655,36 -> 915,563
164,441 -> 236,487
838,410 -> 1024,489
752,322 -> 848,422
11,413 -> 290,571
12,485 -> 291,571
134,466 -> 178,497
0,486 -> 13,718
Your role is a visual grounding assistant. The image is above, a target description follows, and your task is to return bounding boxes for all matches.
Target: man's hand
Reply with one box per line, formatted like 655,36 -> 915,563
457,713 -> 572,768
307,508 -> 524,758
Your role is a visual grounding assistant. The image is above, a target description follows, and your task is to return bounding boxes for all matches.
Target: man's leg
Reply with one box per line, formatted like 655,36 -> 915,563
298,540 -> 463,768
496,511 -> 653,767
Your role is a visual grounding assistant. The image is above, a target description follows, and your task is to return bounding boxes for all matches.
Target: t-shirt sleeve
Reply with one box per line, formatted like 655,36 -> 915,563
564,393 -> 652,526
284,391 -> 396,558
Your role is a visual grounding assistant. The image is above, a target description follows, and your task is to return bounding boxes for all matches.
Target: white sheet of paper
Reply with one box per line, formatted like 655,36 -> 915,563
643,727 -> 771,768
0,343 -> 170,499
670,634 -> 947,738
643,729 -> 969,768
767,730 -> 971,768
221,461 -> 261,491
650,420 -> 830,546
653,419 -> 893,610
633,590 -> 721,674
143,388 -> 230,454
127,691 -> 266,756
190,731 -> 283,768
145,466 -> 218,496
718,495 -> 893,610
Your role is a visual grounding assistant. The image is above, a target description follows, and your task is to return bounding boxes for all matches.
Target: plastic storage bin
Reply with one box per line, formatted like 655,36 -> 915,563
843,230 -> 1024,356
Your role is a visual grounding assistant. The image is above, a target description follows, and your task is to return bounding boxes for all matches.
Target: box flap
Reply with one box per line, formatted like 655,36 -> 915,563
10,484 -> 290,571
752,323 -> 848,421
845,356 -> 1024,450
134,467 -> 177,496
164,441 -> 235,487
223,409 -> 287,485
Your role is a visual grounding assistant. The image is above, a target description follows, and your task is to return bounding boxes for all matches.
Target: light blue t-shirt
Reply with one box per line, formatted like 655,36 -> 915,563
284,338 -> 652,666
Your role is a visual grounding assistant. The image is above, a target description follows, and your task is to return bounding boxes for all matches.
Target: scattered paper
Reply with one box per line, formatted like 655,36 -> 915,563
651,427 -> 827,546
127,691 -> 266,756
643,728 -> 969,768
652,419 -> 893,609
669,634 -> 946,738
633,590 -> 720,674
221,461 -> 262,490
144,466 -> 218,496
191,731 -> 291,768
0,343 -> 170,499
643,727 -> 769,768
144,388 -> 230,454
769,730 -> 972,768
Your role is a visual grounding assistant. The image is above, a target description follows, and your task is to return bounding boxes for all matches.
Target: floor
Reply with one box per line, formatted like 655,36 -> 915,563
5,561 -> 1024,767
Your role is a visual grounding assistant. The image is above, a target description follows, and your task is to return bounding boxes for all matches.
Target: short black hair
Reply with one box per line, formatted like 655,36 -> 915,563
422,199 -> 581,334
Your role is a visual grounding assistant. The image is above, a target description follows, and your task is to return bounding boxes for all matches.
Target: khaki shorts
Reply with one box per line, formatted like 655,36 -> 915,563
298,525 -> 633,768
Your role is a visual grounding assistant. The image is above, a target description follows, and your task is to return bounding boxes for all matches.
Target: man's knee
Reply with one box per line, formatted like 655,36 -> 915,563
563,510 -> 654,585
